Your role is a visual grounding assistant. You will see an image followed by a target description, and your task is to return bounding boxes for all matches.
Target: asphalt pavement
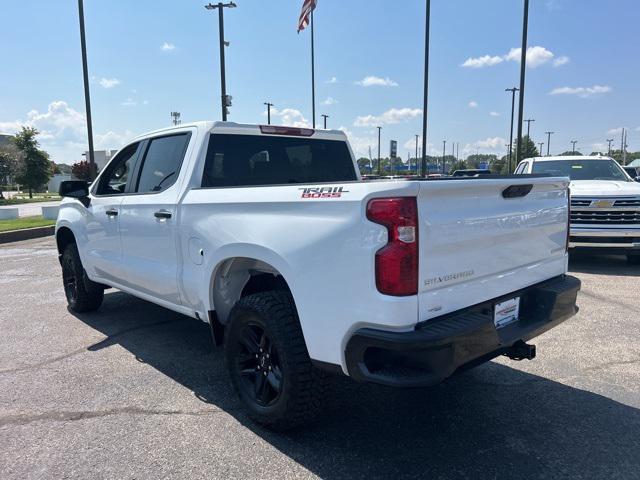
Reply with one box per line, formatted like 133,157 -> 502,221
1,237 -> 639,479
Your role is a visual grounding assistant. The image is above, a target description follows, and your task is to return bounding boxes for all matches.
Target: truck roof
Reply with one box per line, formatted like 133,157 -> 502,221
132,121 -> 348,142
524,155 -> 614,162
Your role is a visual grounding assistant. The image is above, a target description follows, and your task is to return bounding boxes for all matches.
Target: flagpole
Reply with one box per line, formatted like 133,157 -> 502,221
310,11 -> 316,129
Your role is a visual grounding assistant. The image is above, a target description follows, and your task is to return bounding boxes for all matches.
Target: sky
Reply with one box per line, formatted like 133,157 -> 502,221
1,0 -> 639,165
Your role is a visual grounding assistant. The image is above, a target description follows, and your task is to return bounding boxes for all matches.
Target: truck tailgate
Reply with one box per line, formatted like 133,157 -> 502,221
417,177 -> 569,322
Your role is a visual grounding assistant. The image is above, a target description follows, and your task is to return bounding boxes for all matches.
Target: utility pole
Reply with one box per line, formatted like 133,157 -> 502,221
515,0 -> 530,164
377,126 -> 382,175
506,87 -> 519,172
421,0 -> 431,177
442,140 -> 446,174
170,111 -> 181,125
622,128 -> 628,165
571,140 -> 578,154
545,131 -> 554,156
606,138 -> 614,155
538,142 -> 544,154
524,118 -> 535,139
77,0 -> 96,180
205,2 -> 237,121
414,134 -> 419,174
263,102 -> 274,125
321,114 -> 329,129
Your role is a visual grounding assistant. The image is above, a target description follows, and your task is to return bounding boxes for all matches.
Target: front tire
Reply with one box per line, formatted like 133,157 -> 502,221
224,290 -> 328,430
61,243 -> 104,312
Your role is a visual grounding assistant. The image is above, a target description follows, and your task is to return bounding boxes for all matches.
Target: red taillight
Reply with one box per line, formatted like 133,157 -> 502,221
366,197 -> 418,296
259,125 -> 314,136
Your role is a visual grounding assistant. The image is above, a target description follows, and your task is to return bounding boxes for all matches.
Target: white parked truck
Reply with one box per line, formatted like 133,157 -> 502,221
515,155 -> 640,264
56,122 -> 580,429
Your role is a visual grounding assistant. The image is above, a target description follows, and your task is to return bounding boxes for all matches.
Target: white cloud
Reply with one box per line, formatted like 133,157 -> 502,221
468,101 -> 478,108
489,111 -> 500,117
121,98 -> 137,107
355,75 -> 398,87
550,85 -> 611,98
268,107 -> 310,128
0,100 -> 136,164
321,96 -> 338,106
99,77 -> 121,89
461,55 -> 504,68
591,143 -> 607,153
354,107 -> 422,127
325,76 -> 338,84
462,46 -> 566,69
505,46 -> 554,68
473,136 -> 507,150
636,126 -> 640,132
607,127 -> 625,135
338,126 -> 376,159
161,42 -> 176,52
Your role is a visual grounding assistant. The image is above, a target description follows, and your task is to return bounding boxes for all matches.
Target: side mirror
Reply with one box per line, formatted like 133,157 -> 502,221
635,176 -> 640,183
59,180 -> 90,203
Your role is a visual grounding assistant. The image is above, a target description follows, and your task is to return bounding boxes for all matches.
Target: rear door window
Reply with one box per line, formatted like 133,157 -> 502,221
201,134 -> 357,187
135,133 -> 191,193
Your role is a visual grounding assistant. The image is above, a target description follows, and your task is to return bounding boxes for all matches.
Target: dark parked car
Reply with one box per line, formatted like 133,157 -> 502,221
452,169 -> 492,177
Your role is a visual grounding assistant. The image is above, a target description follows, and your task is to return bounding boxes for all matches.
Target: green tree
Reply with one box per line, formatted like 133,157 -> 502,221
71,160 -> 93,181
12,127 -> 52,198
0,144 -> 21,199
558,150 -> 582,156
516,135 -> 539,160
466,154 -> 498,169
449,159 -> 467,174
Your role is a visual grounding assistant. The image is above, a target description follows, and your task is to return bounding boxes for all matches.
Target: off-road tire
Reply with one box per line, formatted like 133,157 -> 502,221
224,290 -> 329,430
61,243 -> 104,312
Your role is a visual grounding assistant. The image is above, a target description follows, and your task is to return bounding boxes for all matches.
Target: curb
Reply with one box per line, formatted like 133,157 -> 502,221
0,225 -> 55,244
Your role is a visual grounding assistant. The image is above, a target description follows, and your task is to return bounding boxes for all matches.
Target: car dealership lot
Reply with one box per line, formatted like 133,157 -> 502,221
1,237 -> 639,479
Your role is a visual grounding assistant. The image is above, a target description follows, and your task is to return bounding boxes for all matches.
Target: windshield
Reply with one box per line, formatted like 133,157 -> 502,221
531,159 -> 629,181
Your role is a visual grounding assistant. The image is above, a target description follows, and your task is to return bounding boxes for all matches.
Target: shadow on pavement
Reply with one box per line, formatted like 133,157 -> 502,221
72,291 -> 640,479
569,252 -> 640,276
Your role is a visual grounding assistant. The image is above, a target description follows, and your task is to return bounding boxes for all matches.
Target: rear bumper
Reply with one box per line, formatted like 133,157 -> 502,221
344,275 -> 581,387
570,227 -> 640,250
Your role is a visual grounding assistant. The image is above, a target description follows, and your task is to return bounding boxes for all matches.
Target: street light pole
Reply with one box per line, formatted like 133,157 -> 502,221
538,142 -> 544,154
571,140 -> 577,154
263,102 -> 274,125
77,0 -> 96,180
607,138 -> 614,155
442,140 -> 446,174
321,114 -> 329,129
515,0 -> 530,164
506,87 -> 519,172
421,0 -> 431,177
377,126 -> 382,175
205,2 -> 237,121
545,131 -> 554,156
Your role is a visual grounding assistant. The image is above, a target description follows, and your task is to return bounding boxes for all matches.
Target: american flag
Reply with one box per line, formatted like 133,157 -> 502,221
297,0 -> 317,33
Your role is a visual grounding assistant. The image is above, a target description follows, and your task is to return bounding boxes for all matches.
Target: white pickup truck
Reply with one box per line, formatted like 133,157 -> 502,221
515,155 -> 640,263
56,121 -> 580,429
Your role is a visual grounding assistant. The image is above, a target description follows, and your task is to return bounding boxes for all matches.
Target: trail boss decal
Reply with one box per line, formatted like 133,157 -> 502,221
299,186 -> 349,199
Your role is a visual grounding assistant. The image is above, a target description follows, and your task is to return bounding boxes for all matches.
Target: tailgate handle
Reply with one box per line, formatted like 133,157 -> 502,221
502,184 -> 533,199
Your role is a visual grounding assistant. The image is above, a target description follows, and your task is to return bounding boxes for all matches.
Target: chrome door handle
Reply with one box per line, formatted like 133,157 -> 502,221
154,210 -> 172,219
105,209 -> 118,217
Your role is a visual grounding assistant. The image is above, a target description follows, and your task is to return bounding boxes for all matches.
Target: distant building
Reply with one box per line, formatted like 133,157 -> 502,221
83,149 -> 118,172
48,174 -> 72,193
0,133 -> 13,148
